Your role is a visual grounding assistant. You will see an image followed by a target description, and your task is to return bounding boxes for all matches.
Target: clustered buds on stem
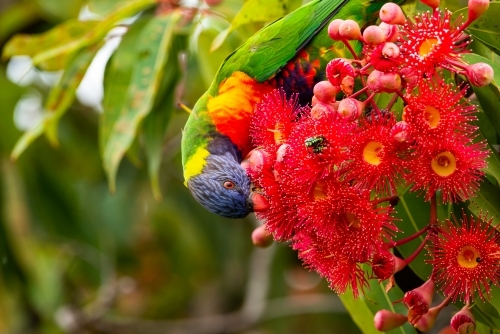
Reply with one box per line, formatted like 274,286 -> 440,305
244,1 -> 497,333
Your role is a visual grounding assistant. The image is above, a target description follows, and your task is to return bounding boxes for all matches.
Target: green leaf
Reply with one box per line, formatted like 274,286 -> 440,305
461,53 -> 500,89
468,178 -> 500,226
211,0 -> 302,51
2,19 -> 97,71
339,293 -> 380,334
475,320 -> 494,334
31,0 -> 156,68
481,136 -> 500,186
100,16 -> 150,156
103,12 -> 181,192
393,191 -> 433,281
340,278 -> 417,334
454,3 -> 500,56
10,43 -> 101,160
87,0 -> 134,16
486,144 -> 500,186
477,299 -> 500,320
473,84 -> 500,138
469,39 -> 500,67
142,35 -> 185,200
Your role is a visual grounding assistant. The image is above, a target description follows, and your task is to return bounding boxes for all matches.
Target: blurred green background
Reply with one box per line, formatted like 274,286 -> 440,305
0,0 -> 362,333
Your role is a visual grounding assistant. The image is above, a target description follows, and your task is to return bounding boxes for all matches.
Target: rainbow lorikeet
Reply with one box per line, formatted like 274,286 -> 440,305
182,0 -> 402,218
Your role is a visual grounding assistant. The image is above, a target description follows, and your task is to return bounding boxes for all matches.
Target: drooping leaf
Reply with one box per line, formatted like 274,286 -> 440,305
30,0 -> 156,68
103,12 -> 182,192
473,84 -> 500,138
468,178 -> 500,226
142,35 -> 186,200
477,130 -> 500,185
0,1 -> 38,46
2,19 -> 97,71
11,43 -> 101,160
100,16 -> 151,156
87,0 -> 134,16
210,0 -> 302,51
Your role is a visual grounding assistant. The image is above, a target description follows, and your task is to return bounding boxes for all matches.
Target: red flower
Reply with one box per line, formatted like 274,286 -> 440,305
343,112 -> 405,195
282,111 -> 355,187
403,79 -> 477,142
298,182 -> 397,262
293,230 -> 369,298
250,88 -> 305,153
428,213 -> 500,302
254,167 -> 301,241
405,135 -> 488,202
369,42 -> 402,72
399,10 -> 469,77
326,59 -> 355,87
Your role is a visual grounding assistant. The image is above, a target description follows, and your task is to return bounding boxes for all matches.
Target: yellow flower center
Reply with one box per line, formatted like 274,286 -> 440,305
272,122 -> 286,144
457,245 -> 481,269
344,212 -> 361,229
363,141 -> 384,166
431,151 -> 456,177
419,38 -> 439,57
423,106 -> 441,128
311,181 -> 328,200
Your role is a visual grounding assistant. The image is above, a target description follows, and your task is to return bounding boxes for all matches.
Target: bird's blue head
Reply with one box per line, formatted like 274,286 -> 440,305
186,136 -> 268,219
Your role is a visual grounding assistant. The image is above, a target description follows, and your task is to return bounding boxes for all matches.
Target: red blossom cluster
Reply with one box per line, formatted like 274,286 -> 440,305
245,0 -> 498,332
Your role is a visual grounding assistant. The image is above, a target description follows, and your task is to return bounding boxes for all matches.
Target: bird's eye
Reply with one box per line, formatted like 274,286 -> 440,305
223,181 -> 235,189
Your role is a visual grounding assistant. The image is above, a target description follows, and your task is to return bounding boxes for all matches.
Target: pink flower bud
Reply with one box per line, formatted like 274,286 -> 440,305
374,310 -> 408,331
251,225 -> 273,248
390,121 -> 411,143
420,0 -> 440,9
404,278 -> 435,325
414,306 -> 441,332
370,42 -> 401,72
382,42 -> 400,58
367,70 -> 383,91
451,306 -> 476,334
363,25 -> 386,45
371,250 -> 407,280
466,62 -> 494,87
328,19 -> 344,40
399,67 -> 418,89
241,149 -> 273,179
339,19 -> 362,40
379,72 -> 402,92
337,98 -> 364,119
468,0 -> 490,22
273,144 -> 290,177
380,3 -> 406,25
311,102 -> 336,119
313,80 -> 340,103
379,22 -> 400,42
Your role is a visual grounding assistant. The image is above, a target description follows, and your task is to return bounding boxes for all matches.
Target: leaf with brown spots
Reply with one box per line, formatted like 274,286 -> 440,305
102,12 -> 182,192
11,43 -> 101,160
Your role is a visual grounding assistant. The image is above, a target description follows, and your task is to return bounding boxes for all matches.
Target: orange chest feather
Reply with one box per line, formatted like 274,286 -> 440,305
207,71 -> 274,156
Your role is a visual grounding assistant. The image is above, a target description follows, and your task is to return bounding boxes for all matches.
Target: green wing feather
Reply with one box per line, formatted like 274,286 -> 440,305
216,0 -> 349,83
